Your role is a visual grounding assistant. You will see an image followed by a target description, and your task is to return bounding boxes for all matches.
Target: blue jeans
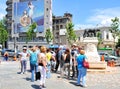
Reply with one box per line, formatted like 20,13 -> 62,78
51,60 -> 56,71
4,56 -> 8,61
77,67 -> 87,86
30,63 -> 38,82
46,62 -> 51,78
21,60 -> 27,73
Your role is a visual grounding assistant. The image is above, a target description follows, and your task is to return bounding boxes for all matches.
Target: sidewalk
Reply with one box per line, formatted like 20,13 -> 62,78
0,61 -> 120,89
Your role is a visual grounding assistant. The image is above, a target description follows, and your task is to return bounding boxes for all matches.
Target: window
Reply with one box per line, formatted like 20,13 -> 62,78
46,8 -> 49,11
60,25 -> 63,29
78,37 -> 80,41
56,25 -> 59,30
46,1 -> 48,3
106,33 -> 109,39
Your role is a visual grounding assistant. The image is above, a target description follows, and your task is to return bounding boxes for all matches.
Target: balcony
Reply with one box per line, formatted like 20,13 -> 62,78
6,0 -> 12,5
7,20 -> 13,24
6,7 -> 12,11
7,26 -> 12,30
6,14 -> 12,18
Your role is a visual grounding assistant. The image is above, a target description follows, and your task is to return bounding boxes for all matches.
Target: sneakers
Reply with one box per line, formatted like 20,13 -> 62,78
20,72 -> 27,74
23,71 -> 27,74
42,85 -> 46,88
39,85 -> 46,89
39,85 -> 42,89
20,72 -> 23,74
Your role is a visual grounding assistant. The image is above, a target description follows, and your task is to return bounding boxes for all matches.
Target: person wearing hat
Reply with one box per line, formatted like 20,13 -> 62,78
19,47 -> 29,74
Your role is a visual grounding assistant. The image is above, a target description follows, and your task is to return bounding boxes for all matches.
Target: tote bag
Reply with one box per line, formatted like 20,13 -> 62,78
83,60 -> 89,69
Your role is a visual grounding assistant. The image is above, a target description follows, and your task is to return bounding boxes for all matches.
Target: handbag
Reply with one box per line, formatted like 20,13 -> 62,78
35,72 -> 41,81
83,60 -> 89,69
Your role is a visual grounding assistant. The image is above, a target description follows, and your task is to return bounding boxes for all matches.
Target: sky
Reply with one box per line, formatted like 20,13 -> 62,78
1,0 -> 120,29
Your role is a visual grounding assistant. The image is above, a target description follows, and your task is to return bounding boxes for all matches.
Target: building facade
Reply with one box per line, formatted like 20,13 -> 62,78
6,0 -> 52,50
52,13 -> 72,45
75,27 -> 118,48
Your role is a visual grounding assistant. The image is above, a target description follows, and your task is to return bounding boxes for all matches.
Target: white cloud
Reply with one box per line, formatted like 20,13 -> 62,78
0,13 -> 5,20
74,24 -> 95,30
87,7 -> 120,26
0,3 -> 6,20
75,7 -> 120,30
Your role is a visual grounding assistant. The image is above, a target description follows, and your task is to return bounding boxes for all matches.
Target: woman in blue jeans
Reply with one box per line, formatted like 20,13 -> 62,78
29,46 -> 38,82
76,50 -> 87,87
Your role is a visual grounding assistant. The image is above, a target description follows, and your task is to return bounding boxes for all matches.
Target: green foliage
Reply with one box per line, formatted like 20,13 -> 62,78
26,22 -> 37,42
45,28 -> 53,44
116,38 -> 120,48
66,22 -> 77,45
110,17 -> 120,39
0,19 -> 8,47
109,17 -> 120,48
97,32 -> 102,48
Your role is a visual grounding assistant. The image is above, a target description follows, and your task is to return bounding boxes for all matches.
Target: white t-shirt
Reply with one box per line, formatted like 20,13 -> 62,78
20,52 -> 28,61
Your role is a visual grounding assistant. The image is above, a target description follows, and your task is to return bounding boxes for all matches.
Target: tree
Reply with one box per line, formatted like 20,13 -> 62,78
65,22 -> 77,45
97,32 -> 102,49
109,17 -> 120,49
116,38 -> 120,48
26,22 -> 37,43
0,19 -> 8,48
45,28 -> 53,44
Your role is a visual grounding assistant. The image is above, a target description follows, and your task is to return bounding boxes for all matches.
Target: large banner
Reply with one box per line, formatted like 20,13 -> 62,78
13,0 -> 44,33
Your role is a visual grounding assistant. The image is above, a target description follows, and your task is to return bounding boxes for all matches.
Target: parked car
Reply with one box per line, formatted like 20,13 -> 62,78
98,52 -> 118,61
1,49 -> 20,58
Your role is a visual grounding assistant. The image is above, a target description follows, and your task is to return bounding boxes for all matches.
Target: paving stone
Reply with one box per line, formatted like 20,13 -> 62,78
0,61 -> 120,89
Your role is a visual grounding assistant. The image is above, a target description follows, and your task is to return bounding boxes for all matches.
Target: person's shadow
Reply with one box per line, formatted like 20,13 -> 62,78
23,77 -> 31,81
69,81 -> 77,86
31,84 -> 40,89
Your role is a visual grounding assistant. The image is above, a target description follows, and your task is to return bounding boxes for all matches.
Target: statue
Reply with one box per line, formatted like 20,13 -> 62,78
83,29 -> 100,38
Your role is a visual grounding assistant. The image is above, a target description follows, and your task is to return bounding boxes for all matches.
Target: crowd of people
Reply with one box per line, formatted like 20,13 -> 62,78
18,44 -> 88,88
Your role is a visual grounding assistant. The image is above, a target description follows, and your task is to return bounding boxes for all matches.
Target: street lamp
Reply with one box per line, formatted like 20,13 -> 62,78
12,20 -> 17,57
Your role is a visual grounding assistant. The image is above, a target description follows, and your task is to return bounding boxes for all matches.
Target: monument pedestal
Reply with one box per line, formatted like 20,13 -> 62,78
89,61 -> 107,69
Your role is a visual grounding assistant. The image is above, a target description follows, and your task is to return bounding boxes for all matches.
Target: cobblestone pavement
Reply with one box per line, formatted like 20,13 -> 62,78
0,61 -> 120,89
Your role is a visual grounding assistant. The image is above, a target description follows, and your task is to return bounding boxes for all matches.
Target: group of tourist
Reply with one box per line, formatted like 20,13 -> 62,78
18,44 -> 88,88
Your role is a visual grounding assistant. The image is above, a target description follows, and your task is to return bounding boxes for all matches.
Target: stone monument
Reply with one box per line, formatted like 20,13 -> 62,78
84,43 -> 107,69
85,43 -> 100,62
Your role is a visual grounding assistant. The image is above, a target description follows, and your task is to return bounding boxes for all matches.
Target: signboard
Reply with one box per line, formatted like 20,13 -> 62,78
13,0 -> 44,33
59,29 -> 66,35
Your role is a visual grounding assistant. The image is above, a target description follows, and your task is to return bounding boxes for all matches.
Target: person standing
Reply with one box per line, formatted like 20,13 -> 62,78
46,48 -> 52,78
58,46 -> 65,78
38,46 -> 47,88
71,44 -> 79,79
4,51 -> 9,61
54,48 -> 60,72
76,50 -> 87,87
62,48 -> 71,79
19,47 -> 29,74
29,46 -> 38,82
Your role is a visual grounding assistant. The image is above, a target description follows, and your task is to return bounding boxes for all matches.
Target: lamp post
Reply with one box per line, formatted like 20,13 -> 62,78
13,2 -> 17,59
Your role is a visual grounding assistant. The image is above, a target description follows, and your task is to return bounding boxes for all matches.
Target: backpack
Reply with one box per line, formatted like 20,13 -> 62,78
30,52 -> 37,64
